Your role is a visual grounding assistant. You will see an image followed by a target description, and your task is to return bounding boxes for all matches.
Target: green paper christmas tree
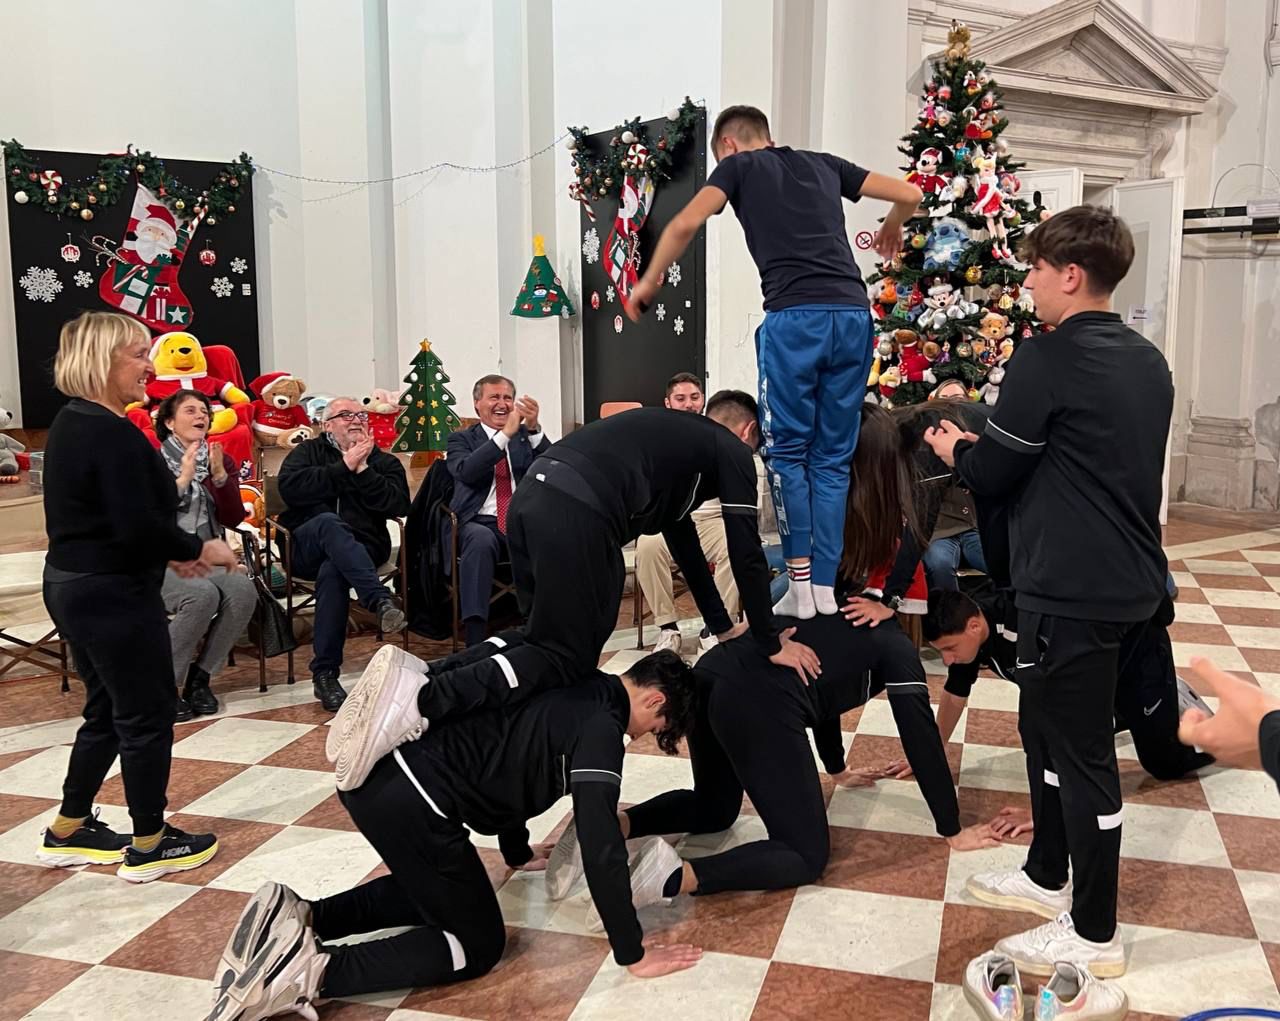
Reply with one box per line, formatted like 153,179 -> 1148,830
394,339 -> 462,454
511,235 -> 575,318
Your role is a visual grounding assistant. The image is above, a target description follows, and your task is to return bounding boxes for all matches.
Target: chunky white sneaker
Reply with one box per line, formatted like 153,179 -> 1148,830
967,868 -> 1072,920
585,837 -> 681,933
212,882 -> 311,1005
652,628 -> 683,655
697,631 -> 719,654
996,912 -> 1126,979
1176,675 -> 1214,719
962,951 -> 1024,1020
1034,960 -> 1128,1020
327,644 -> 427,792
546,820 -> 584,901
204,915 -> 327,1021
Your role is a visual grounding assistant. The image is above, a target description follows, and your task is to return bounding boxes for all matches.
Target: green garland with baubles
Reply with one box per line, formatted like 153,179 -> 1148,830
3,140 -> 254,225
566,97 -> 700,204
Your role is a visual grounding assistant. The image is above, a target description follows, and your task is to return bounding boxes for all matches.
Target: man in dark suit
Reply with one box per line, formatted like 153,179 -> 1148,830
445,374 -> 550,645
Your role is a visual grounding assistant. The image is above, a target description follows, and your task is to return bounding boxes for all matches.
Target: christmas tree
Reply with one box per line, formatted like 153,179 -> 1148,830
867,20 -> 1049,407
511,234 -> 575,318
393,339 -> 462,455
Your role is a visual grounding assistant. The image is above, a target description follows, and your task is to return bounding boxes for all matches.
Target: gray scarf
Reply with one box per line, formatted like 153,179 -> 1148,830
161,435 -> 216,540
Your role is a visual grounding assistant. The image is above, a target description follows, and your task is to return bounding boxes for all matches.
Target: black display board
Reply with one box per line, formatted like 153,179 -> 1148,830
5,148 -> 260,427
579,109 -> 706,419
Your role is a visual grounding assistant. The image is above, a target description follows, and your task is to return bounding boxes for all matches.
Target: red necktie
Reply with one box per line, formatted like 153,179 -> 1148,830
494,456 -> 512,534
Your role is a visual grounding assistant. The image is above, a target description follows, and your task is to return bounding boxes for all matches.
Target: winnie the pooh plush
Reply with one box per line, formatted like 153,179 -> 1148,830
249,371 -> 315,449
0,399 -> 25,477
133,331 -> 251,434
361,388 -> 401,450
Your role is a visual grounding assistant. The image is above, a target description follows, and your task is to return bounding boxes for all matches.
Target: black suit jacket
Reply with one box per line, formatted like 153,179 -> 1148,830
446,422 -> 550,526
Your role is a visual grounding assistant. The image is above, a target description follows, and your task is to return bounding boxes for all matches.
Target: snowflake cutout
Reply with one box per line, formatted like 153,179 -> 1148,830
73,270 -> 93,288
666,261 -> 682,287
230,257 -> 248,275
211,276 -> 233,298
655,303 -> 666,321
19,266 -> 62,303
582,227 -> 601,264
606,285 -> 615,303
673,315 -> 685,336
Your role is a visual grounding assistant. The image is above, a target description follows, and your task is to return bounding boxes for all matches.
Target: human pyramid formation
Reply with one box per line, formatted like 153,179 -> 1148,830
34,103 -> 1280,1021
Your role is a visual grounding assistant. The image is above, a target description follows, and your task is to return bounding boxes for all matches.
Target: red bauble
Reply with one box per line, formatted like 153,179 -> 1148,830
199,245 -> 217,267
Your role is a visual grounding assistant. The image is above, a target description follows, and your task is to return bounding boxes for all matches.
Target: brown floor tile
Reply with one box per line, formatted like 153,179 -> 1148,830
478,846 -> 514,891
963,709 -> 1022,749
0,861 -> 74,920
1117,858 -> 1255,938
1173,586 -> 1207,604
295,792 -> 359,832
1242,647 -> 1280,673
1214,813 -> 1280,873
0,748 -> 40,774
316,1003 -> 394,1020
1191,573 -> 1271,591
1196,550 -> 1250,562
1117,760 -> 1209,810
847,733 -> 962,784
0,675 -> 84,729
156,813 -> 286,886
639,887 -> 796,958
1166,560 -> 1185,572
97,757 -> 245,814
935,902 -> 1046,984
751,961 -> 934,1021
104,886 -> 251,979
820,827 -> 949,900
239,700 -> 335,726
1124,1013 -> 1178,1021
259,725 -> 332,771
1264,942 -> 1280,996
625,732 -> 691,758
0,950 -> 91,1021
401,926 -> 609,1020
0,791 -> 56,833
957,787 -> 1033,844
1167,622 -> 1234,645
1253,562 -> 1280,577
1215,606 -> 1280,627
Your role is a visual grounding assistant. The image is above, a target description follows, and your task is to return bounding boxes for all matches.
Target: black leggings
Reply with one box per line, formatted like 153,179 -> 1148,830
316,753 -> 505,998
44,571 -> 177,835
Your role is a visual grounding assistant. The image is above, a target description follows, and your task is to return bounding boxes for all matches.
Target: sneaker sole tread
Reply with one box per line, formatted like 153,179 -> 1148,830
36,845 -> 126,867
966,881 -> 1067,920
332,648 -> 421,791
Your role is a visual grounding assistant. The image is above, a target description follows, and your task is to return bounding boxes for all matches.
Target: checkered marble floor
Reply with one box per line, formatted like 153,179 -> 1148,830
1,528 -> 1279,1019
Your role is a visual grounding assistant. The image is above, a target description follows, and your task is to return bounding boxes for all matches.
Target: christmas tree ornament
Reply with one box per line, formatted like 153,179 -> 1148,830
175,198 -> 185,211
46,193 -> 57,204
39,169 -> 62,193
998,292 -> 1014,311
938,84 -> 952,100
511,235 -> 575,318
199,241 -> 217,267
877,337 -> 895,358
906,148 -> 947,195
880,278 -> 898,304
969,151 -> 1013,260
27,173 -> 37,181
995,136 -> 1010,155
937,109 -> 953,128
136,163 -> 146,173
394,339 -> 461,458
80,208 -> 93,220
60,234 -> 81,263
97,184 -> 196,331
965,265 -> 982,284
97,181 -> 107,192
207,215 -> 217,225
967,387 -> 981,402
87,193 -> 97,204
566,138 -> 578,151
978,311 -> 1011,343
613,314 -> 623,334
70,201 -> 80,210
591,291 -> 600,309
923,218 -> 968,272
621,130 -> 636,144
963,70 -> 979,94
910,233 -> 927,249
955,341 -> 973,358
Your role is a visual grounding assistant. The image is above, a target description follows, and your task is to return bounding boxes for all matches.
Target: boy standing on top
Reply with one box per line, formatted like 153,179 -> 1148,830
627,105 -> 922,618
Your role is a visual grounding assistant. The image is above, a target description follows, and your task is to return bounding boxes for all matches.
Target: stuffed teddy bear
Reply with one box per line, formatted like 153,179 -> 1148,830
361,389 -> 402,450
0,400 -> 25,477
132,331 -> 251,434
895,330 -> 937,385
249,372 -> 315,449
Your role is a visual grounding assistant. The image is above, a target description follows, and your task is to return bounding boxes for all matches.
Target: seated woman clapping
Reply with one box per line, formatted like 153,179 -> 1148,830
155,391 -> 258,720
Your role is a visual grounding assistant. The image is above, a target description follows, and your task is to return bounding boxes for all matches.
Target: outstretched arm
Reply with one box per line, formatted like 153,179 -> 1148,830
626,185 -> 727,320
858,172 -> 924,261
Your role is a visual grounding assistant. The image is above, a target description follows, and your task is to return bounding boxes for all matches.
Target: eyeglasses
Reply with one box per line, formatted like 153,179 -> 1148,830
325,410 -> 369,423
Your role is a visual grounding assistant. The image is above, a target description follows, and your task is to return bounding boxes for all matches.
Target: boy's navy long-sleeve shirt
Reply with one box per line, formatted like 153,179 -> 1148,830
951,311 -> 1171,623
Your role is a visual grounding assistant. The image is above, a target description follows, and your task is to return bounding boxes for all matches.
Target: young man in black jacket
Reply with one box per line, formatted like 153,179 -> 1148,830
926,206 -> 1169,978
205,651 -> 701,1021
326,391 -> 819,792
277,397 -> 411,711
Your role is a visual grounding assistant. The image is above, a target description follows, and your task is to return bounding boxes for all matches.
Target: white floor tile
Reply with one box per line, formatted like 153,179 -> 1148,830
852,697 -> 899,737
208,825 -> 382,899
1255,672 -> 1280,697
1236,868 -> 1280,942
1172,602 -> 1222,625
826,778 -> 940,838
0,716 -> 84,756
600,648 -> 649,675
958,743 -> 1029,794
962,677 -> 1020,712
1200,766 -> 1280,819
1184,559 -> 1260,577
0,804 -> 60,866
1164,529 -> 1280,561
1225,624 -> 1280,649
180,764 -> 334,824
1243,549 -> 1280,564
678,814 -> 770,859
1201,589 -> 1280,610
942,841 -> 1030,906
388,1010 -> 476,1021
617,753 -> 695,807
0,871 -> 195,963
773,885 -> 943,981
928,983 -> 974,1021
1170,642 -> 1250,672
171,717 -> 316,764
1116,923 -> 1280,1014
470,797 -> 570,852
569,951 -> 768,1021
0,745 -> 119,800
23,965 -> 211,1020
494,866 -> 603,938
1170,571 -> 1198,591
1118,803 -> 1230,868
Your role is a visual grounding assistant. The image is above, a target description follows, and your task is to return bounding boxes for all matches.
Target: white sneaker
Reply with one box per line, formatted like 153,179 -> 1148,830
996,912 -> 1126,979
1034,960 -> 1128,1019
212,882 -> 311,1005
962,952 -> 1023,1020
697,631 -> 719,654
1176,675 -> 1214,719
327,644 -> 427,792
204,915 -> 327,1021
585,837 -> 681,933
546,821 -> 584,901
652,628 -> 683,655
967,868 -> 1072,920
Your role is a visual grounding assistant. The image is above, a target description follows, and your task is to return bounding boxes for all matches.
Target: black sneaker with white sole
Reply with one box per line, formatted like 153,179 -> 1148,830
117,825 -> 218,883
36,809 -> 130,867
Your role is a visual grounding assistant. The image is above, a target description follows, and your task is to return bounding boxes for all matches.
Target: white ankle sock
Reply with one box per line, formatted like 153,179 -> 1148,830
773,573 -> 816,619
812,584 -> 838,615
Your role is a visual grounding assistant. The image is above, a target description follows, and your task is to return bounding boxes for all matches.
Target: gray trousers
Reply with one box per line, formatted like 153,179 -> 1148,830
161,567 -> 258,686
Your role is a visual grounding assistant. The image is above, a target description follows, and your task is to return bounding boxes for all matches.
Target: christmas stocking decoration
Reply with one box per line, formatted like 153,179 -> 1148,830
99,184 -> 200,332
603,144 -> 655,305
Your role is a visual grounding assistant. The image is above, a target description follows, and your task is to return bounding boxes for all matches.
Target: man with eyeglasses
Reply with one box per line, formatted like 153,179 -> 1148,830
278,397 -> 411,710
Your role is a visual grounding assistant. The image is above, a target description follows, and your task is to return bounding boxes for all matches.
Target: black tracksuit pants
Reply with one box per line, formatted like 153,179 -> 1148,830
417,479 -> 623,721
315,753 -> 505,997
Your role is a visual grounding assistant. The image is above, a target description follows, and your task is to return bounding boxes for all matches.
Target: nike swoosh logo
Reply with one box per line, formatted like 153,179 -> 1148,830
1143,700 -> 1162,716
1015,660 -> 1036,669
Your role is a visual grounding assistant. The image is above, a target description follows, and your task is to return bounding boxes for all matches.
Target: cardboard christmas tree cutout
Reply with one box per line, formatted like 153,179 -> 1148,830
393,339 -> 462,454
511,234 -> 575,318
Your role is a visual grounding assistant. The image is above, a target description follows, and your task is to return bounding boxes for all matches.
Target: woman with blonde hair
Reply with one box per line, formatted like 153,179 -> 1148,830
38,311 -> 234,882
